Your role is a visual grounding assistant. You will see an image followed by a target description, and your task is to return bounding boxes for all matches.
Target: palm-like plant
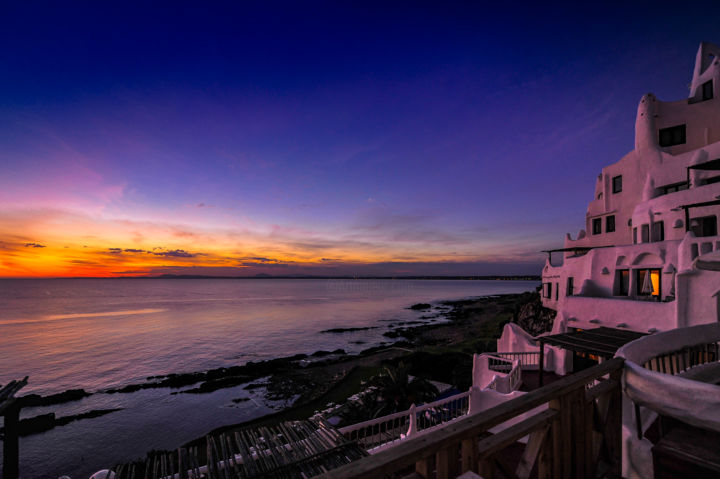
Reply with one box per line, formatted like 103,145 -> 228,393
369,362 -> 438,417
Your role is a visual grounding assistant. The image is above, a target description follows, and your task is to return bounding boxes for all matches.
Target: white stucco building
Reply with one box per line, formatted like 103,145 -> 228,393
539,41 -> 720,335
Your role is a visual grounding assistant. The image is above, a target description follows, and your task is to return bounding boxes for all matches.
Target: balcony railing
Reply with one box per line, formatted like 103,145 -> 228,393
484,356 -> 522,393
320,357 -> 624,479
339,390 -> 471,451
491,351 -> 541,370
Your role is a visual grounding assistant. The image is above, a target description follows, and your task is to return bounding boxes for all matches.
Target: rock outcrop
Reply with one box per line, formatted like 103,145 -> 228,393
513,292 -> 556,336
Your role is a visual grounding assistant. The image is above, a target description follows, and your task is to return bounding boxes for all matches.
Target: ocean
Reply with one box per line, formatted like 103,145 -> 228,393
0,278 -> 537,478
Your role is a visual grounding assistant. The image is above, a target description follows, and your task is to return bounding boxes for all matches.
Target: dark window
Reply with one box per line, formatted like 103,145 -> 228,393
658,124 -> 686,147
636,269 -> 661,297
592,218 -> 602,235
606,215 -> 616,233
641,224 -> 650,243
662,182 -> 689,194
612,175 -> 622,193
651,221 -> 664,242
555,282 -> 559,300
702,175 -> 720,186
703,80 -> 713,101
690,215 -> 718,237
543,282 -> 552,299
633,227 -> 638,244
615,270 -> 629,296
567,277 -> 574,296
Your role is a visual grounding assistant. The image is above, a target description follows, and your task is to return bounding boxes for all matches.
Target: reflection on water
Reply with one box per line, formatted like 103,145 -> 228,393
0,278 -> 536,477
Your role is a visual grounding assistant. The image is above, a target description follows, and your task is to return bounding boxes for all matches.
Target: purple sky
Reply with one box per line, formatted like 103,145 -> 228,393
2,3 -> 720,277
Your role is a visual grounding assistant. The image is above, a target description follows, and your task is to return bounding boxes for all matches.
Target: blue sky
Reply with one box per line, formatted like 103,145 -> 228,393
2,2 -> 720,277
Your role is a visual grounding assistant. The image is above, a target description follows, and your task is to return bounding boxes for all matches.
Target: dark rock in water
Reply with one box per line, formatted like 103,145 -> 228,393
20,388 -> 91,407
514,292 -> 555,336
243,382 -> 267,390
288,353 -> 308,360
383,330 -> 403,338
320,326 -> 378,333
1,408 -> 122,437
409,303 -> 432,310
350,340 -> 366,344
232,397 -> 251,403
181,376 -> 251,394
15,413 -> 56,436
310,348 -> 346,357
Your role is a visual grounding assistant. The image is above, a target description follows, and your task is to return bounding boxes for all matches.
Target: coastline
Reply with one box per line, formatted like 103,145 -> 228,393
146,291 -> 548,459
8,285 -> 546,476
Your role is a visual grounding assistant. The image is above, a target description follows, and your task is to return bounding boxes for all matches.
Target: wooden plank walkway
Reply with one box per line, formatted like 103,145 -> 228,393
110,418 -> 368,479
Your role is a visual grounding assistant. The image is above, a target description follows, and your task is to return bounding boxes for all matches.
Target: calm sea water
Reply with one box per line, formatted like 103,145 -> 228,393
0,278 -> 536,478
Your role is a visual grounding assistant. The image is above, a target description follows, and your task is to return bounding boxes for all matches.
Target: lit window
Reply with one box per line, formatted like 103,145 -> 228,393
636,269 -> 661,297
612,175 -> 622,193
658,124 -> 686,147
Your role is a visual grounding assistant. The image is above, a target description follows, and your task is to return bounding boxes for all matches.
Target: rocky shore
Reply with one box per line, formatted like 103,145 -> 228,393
10,291 -> 552,449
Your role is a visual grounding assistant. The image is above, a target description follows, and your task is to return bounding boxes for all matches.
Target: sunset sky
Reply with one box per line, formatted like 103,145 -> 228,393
2,3 -> 720,277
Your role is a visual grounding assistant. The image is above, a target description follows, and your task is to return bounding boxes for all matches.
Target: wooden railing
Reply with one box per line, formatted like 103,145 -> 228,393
641,342 -> 719,375
319,357 -> 624,479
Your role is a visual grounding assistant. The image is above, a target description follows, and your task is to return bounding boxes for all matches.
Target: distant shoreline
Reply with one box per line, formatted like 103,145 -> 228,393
0,274 -> 541,281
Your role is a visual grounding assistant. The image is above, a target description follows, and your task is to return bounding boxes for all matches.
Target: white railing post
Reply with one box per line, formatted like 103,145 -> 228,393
406,404 -> 417,437
468,385 -> 482,415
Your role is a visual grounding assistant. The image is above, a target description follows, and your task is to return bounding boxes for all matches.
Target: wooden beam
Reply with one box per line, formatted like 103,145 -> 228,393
539,340 -> 545,387
3,402 -> 20,479
477,409 -> 557,459
516,423 -> 550,479
461,438 -> 477,473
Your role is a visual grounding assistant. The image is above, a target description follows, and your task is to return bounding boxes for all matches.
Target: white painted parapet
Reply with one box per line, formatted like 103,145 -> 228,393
616,323 -> 720,479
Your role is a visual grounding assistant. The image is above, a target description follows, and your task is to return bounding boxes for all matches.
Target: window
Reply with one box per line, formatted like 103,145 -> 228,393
641,224 -> 650,243
702,175 -> 720,186
633,227 -> 638,244
567,277 -> 574,296
703,80 -> 713,101
612,175 -> 622,193
636,269 -> 661,297
662,182 -> 689,195
543,282 -> 553,299
606,215 -> 616,233
555,282 -> 559,300
592,218 -> 602,235
658,124 -> 686,147
615,270 -> 629,296
651,221 -> 664,242
690,215 -> 718,237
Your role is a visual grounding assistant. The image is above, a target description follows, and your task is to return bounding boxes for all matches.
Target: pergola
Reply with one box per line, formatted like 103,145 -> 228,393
538,327 -> 646,385
541,245 -> 614,265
